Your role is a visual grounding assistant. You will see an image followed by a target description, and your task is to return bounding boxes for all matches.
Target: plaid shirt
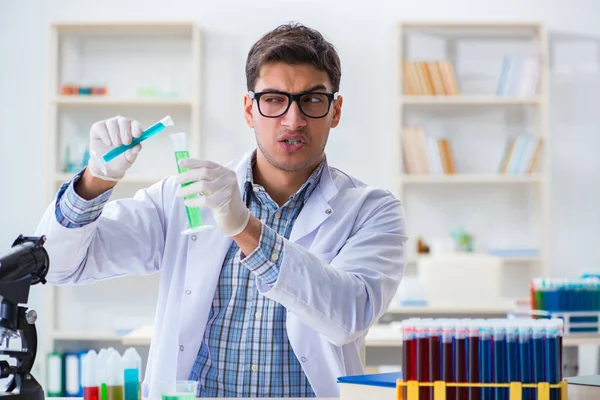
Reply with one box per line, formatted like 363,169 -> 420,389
54,154 -> 324,397
189,153 -> 323,397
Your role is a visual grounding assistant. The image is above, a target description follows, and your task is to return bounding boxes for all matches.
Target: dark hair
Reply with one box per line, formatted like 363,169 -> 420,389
245,22 -> 342,93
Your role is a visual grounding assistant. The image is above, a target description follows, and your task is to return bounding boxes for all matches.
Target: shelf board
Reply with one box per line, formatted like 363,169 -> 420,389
400,96 -> 542,105
51,330 -> 152,345
407,254 -> 541,264
55,173 -> 167,184
386,305 -> 514,315
401,174 -> 544,184
52,96 -> 193,107
51,331 -> 124,341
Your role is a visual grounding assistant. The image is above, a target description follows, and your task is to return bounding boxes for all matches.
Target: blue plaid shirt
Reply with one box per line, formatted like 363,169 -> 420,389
189,154 -> 322,397
54,154 -> 323,397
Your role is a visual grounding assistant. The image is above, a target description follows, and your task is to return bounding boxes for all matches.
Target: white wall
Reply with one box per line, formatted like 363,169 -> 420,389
2,0 -> 600,357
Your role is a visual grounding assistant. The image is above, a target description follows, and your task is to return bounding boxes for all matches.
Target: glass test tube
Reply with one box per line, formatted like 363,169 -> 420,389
429,321 -> 442,384
402,318 -> 417,400
492,322 -> 507,400
416,319 -> 431,400
467,320 -> 480,400
479,322 -> 492,400
506,321 -> 520,385
519,321 -> 533,400
532,321 -> 546,388
454,320 -> 467,400
545,320 -> 560,400
170,132 -> 205,234
442,320 -> 455,400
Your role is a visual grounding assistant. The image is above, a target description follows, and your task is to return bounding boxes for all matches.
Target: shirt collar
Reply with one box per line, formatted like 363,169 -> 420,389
244,150 -> 325,204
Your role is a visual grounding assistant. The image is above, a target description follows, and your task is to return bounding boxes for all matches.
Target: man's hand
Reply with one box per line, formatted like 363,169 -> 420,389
88,115 -> 143,181
175,158 -> 251,237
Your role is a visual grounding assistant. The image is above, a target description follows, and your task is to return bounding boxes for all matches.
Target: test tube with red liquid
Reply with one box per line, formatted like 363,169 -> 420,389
402,319 -> 417,385
416,319 -> 431,400
442,320 -> 455,400
429,321 -> 442,399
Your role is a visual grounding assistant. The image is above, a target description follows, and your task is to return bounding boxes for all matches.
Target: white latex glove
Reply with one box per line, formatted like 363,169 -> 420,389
88,116 -> 143,181
175,158 -> 251,237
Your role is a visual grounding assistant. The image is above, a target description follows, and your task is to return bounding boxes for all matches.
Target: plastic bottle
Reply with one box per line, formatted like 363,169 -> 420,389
107,350 -> 124,400
82,350 -> 99,400
123,348 -> 143,400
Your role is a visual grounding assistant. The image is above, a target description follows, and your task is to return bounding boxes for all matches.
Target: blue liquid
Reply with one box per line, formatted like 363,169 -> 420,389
124,368 -> 140,400
519,340 -> 532,400
532,337 -> 545,384
507,340 -> 519,383
546,337 -> 559,400
103,120 -> 169,162
479,338 -> 492,400
493,339 -> 507,400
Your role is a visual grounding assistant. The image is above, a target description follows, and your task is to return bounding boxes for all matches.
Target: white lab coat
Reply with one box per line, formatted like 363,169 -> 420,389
35,151 -> 408,398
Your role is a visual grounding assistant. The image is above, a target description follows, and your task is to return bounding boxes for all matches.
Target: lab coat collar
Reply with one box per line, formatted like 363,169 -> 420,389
231,149 -> 339,244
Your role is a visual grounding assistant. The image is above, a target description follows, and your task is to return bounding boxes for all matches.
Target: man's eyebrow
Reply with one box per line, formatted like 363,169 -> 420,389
259,84 -> 330,93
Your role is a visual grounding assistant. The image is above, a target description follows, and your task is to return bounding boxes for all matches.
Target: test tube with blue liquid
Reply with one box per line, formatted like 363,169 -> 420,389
91,115 -> 174,176
467,320 -> 481,400
506,321 -> 520,390
518,321 -> 533,400
492,322 -> 507,400
170,132 -> 206,234
545,320 -> 560,400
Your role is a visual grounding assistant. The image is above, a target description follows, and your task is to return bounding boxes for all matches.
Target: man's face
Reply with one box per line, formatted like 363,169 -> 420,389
244,62 -> 343,173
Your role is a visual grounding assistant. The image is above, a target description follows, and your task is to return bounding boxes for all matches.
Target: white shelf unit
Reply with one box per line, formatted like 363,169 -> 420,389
394,22 -> 550,296
41,21 -> 201,385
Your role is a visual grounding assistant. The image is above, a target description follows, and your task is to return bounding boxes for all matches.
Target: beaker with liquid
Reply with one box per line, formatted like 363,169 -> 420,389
170,132 -> 205,234
159,380 -> 198,400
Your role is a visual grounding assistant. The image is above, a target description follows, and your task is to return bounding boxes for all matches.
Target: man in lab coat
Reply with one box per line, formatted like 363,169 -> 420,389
36,22 -> 408,398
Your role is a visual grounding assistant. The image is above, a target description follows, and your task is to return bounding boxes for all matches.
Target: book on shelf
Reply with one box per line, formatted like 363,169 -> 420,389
402,60 -> 460,95
498,135 -> 542,174
402,126 -> 456,174
496,54 -> 542,97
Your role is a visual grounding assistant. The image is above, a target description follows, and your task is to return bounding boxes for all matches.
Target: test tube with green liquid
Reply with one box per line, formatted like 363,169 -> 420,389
170,132 -> 205,234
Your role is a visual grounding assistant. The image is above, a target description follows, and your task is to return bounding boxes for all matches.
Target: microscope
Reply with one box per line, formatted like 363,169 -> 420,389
0,235 -> 50,400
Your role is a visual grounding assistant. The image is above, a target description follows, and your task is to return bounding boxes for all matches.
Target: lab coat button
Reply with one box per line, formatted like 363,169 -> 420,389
191,235 -> 197,241
301,357 -> 307,362
185,289 -> 191,295
251,364 -> 258,372
270,253 -> 279,261
179,345 -> 184,351
325,208 -> 332,215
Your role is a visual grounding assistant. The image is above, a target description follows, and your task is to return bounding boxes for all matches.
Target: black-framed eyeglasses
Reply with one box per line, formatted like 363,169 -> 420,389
249,90 -> 339,119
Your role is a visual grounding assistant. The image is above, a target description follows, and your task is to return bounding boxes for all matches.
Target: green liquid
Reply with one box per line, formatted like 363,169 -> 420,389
162,394 -> 195,400
175,150 -> 204,229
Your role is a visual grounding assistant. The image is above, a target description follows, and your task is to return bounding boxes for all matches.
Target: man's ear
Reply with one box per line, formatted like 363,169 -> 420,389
330,95 -> 343,128
244,94 -> 254,128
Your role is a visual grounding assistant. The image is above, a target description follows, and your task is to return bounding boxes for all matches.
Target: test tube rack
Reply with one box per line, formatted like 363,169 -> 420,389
395,379 -> 569,400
